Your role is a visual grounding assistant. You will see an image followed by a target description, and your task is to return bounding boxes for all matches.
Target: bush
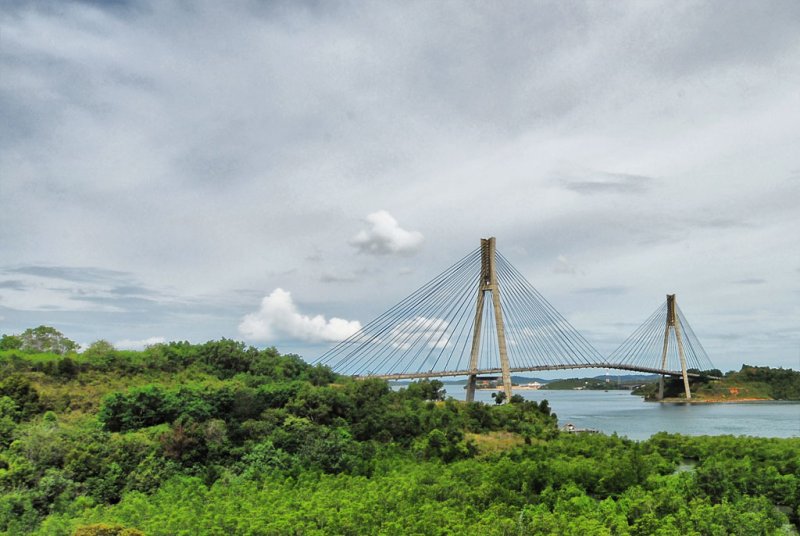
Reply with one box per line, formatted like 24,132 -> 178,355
73,523 -> 144,536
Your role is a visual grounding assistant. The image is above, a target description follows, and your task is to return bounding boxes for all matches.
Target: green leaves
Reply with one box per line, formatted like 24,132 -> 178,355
17,326 -> 79,355
0,375 -> 42,420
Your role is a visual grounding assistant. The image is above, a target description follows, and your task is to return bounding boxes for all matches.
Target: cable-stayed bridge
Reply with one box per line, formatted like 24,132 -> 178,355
315,238 -> 716,401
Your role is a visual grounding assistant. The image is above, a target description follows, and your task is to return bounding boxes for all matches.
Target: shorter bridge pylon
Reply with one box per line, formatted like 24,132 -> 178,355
658,294 -> 691,400
607,293 -> 715,400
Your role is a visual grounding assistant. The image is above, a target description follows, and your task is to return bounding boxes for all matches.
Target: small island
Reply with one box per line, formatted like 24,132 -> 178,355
632,365 -> 800,403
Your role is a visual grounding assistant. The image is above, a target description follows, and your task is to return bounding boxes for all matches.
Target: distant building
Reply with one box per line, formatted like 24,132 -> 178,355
561,423 -> 599,434
476,376 -> 501,389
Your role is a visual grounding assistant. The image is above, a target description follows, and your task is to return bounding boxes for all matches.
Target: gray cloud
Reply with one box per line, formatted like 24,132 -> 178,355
561,172 -> 654,195
69,295 -> 163,311
733,278 -> 766,285
691,218 -> 751,230
573,286 -> 629,296
552,255 -> 579,275
319,273 -> 356,284
305,250 -> 324,263
1,1 -> 799,371
109,284 -> 161,296
5,266 -> 130,284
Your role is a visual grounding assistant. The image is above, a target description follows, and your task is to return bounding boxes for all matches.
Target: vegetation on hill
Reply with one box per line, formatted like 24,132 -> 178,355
0,326 -> 798,534
633,366 -> 800,402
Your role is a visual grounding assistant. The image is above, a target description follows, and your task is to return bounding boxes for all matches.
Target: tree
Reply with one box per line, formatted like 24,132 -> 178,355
17,326 -> 79,355
197,338 -> 257,378
491,391 -> 506,405
86,339 -> 115,353
0,396 -> 18,447
403,379 -> 447,401
0,374 -> 41,418
0,334 -> 22,351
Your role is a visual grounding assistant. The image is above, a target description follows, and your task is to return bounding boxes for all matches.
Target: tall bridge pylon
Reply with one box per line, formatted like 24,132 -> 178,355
315,237 -> 606,395
466,237 -> 511,402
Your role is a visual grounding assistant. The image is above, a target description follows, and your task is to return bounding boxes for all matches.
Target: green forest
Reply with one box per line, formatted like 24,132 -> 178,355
1,327 -> 799,535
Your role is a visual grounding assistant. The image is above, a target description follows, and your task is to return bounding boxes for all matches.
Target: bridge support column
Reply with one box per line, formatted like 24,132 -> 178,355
657,294 -> 691,400
465,237 -> 512,402
465,375 -> 477,402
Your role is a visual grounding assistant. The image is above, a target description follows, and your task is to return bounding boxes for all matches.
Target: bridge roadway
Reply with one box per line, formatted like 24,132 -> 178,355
359,363 -> 722,381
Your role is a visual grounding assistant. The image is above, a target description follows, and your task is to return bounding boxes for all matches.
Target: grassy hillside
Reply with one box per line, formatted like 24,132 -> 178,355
1,334 -> 799,535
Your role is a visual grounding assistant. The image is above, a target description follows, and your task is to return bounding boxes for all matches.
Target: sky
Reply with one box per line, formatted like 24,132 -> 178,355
1,1 -> 799,376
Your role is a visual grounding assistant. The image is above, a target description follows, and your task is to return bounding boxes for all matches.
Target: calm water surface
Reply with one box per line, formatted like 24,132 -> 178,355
440,387 -> 800,441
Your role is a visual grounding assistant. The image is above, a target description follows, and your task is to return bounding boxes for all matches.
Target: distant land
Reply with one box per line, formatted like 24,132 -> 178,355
542,375 -> 659,391
391,367 -> 800,403
391,374 -> 658,388
391,375 -> 552,386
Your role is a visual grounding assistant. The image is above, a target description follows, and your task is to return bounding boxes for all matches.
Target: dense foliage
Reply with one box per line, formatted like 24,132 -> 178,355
634,366 -> 800,401
734,365 -> 800,400
0,329 -> 798,535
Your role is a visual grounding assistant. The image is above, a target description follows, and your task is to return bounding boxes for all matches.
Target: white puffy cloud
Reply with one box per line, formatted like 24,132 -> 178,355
239,288 -> 361,343
349,211 -> 424,256
116,336 -> 166,350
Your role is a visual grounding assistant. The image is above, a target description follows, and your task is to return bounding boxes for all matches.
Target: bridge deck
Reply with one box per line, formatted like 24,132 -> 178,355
358,363 -> 721,381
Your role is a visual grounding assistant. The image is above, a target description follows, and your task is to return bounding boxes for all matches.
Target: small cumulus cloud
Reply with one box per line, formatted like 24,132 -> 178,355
349,210 -> 424,256
116,336 -> 166,350
238,288 -> 361,343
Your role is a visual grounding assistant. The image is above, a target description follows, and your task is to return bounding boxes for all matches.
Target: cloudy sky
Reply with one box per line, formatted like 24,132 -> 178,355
1,1 -> 798,374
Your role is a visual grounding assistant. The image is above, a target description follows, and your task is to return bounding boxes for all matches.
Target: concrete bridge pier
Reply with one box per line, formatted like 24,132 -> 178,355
465,238 -> 512,402
657,294 -> 692,400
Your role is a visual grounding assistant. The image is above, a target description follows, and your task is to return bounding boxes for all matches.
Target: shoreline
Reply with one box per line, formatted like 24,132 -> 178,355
649,397 -> 775,404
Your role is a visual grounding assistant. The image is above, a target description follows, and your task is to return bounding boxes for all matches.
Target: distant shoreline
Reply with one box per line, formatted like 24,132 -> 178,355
476,386 -> 543,391
652,397 -> 776,404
